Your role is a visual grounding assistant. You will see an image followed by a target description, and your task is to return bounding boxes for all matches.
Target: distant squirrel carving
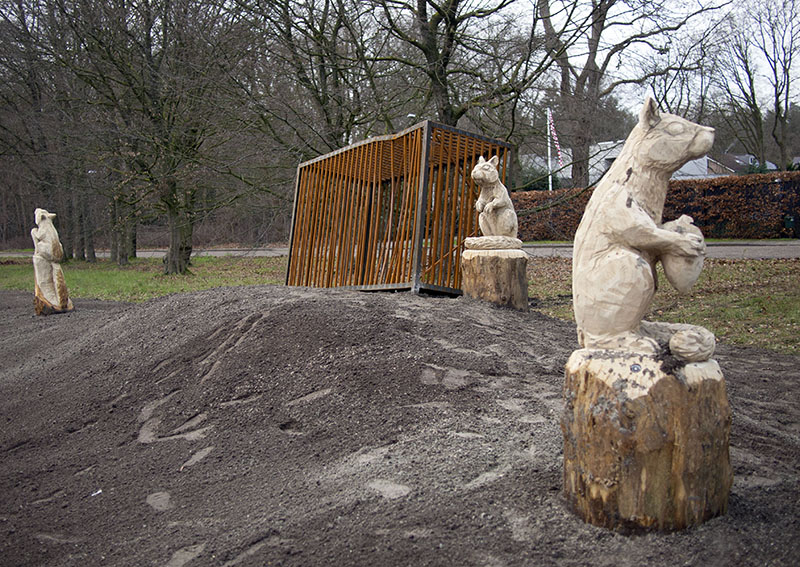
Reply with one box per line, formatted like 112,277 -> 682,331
572,98 -> 715,361
465,155 -> 521,251
472,155 -> 518,239
31,208 -> 73,315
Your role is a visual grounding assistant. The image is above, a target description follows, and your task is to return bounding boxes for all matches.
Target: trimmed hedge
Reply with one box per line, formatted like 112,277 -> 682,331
512,171 -> 800,241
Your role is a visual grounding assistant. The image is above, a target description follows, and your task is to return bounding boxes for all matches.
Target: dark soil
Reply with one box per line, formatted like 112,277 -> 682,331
1,286 -> 798,567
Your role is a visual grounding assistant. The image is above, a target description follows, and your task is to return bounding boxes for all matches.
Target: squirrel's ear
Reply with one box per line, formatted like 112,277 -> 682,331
639,97 -> 660,129
488,155 -> 499,166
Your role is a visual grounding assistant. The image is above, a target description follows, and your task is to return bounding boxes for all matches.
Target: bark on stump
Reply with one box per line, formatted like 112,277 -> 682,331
562,350 -> 732,531
461,249 -> 528,311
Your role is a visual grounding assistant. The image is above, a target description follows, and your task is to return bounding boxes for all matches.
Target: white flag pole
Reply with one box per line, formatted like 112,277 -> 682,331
547,107 -> 553,192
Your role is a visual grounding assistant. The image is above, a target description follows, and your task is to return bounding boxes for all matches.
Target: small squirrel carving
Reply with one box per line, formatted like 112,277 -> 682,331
31,208 -> 73,315
472,155 -> 518,239
572,98 -> 715,361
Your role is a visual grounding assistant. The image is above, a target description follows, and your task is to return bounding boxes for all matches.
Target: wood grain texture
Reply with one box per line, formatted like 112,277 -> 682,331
562,350 -> 732,531
461,249 -> 528,311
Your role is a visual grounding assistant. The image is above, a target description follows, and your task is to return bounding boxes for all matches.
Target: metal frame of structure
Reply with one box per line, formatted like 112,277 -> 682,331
286,120 -> 512,295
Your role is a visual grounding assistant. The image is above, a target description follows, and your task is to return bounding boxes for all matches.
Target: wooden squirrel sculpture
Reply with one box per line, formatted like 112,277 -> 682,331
465,155 -> 521,251
572,98 -> 715,362
31,208 -> 73,315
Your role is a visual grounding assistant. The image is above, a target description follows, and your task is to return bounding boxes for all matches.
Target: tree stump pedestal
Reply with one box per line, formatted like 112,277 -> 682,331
461,243 -> 528,311
562,349 -> 732,531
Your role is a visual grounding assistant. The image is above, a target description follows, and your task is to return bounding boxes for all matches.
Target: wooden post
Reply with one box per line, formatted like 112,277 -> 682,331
461,249 -> 528,311
562,350 -> 732,531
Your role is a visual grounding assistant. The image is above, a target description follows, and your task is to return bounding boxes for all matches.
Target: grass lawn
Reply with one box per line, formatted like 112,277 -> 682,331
527,257 -> 800,354
0,256 -> 287,303
2,255 -> 798,354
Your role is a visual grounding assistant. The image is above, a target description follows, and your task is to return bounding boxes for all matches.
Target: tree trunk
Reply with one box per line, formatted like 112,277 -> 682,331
117,221 -> 129,266
60,189 -> 74,261
109,199 -> 119,263
72,192 -> 85,261
110,197 -> 129,266
773,108 -> 789,170
164,208 -> 193,274
562,350 -> 732,531
508,144 -> 522,190
83,195 -> 96,262
749,106 -> 766,167
571,140 -> 591,189
127,221 -> 137,259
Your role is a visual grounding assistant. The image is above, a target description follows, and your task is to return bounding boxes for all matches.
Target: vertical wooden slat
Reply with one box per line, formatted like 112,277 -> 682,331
376,139 -> 395,281
344,145 -> 365,285
364,143 -> 380,284
325,150 -> 347,286
297,166 -> 317,285
392,130 -> 412,281
397,131 -> 414,281
404,129 -> 422,281
435,129 -> 449,286
286,162 -> 303,285
389,133 -> 407,282
379,167 -> 396,281
336,141 -> 358,286
432,130 -> 448,286
364,140 -> 382,284
320,159 -> 340,287
443,131 -> 461,285
405,127 -> 423,282
399,129 -> 419,281
424,141 -> 434,282
309,161 -> 332,285
453,133 -> 473,289
313,159 -> 335,286
305,162 -> 323,285
464,141 -> 484,278
358,141 -> 373,283
391,133 -> 409,282
300,164 -> 319,286
352,141 -> 371,285
443,131 -> 463,287
336,148 -> 353,285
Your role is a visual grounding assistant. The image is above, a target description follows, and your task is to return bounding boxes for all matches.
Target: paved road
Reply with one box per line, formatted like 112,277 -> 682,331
523,240 -> 800,259
3,241 -> 799,260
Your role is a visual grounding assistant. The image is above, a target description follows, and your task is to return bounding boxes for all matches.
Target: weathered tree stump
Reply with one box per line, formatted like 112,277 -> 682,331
461,248 -> 528,311
562,349 -> 732,531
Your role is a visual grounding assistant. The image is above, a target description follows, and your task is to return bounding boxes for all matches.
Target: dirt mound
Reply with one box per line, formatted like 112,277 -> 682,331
1,287 -> 798,566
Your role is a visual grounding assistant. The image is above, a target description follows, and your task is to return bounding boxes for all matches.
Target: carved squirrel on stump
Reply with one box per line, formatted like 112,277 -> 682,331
31,208 -> 74,315
563,99 -> 731,532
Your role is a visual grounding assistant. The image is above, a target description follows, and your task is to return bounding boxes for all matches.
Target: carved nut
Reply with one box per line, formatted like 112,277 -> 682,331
660,216 -> 704,293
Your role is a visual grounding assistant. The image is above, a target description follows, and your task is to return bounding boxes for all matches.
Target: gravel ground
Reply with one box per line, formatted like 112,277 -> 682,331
0,286 -> 798,566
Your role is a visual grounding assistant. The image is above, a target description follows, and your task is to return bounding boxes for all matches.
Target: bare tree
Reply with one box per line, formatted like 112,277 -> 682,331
0,0 -> 101,259
713,14 -> 769,164
643,26 -> 724,124
370,0 -> 555,129
234,0 -> 408,159
51,0 -> 258,273
538,0 -> 724,187
756,0 -> 799,169
710,1 -> 798,169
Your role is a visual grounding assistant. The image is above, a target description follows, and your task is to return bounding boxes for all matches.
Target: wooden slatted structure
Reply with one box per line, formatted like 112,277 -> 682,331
286,121 -> 511,295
